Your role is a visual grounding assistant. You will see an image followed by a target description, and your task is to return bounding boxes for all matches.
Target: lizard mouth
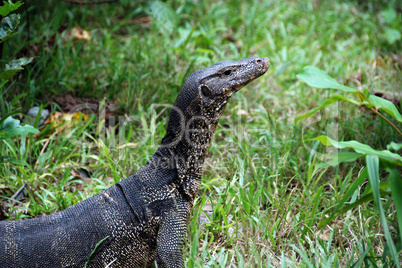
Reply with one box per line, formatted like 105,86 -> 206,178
229,57 -> 270,95
246,56 -> 270,82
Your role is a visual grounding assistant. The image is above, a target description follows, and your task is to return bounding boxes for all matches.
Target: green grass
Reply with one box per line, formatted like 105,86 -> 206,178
1,0 -> 401,266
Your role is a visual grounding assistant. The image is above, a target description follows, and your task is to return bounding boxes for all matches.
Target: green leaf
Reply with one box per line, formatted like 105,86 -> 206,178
366,156 -> 400,268
5,57 -> 34,70
0,116 -> 39,140
0,67 -> 22,80
0,1 -> 23,17
381,7 -> 397,25
312,136 -> 402,166
0,94 -> 25,125
387,142 -> 402,152
387,168 -> 402,243
321,151 -> 364,166
367,95 -> 402,123
146,1 -> 178,35
384,28 -> 401,45
0,57 -> 33,80
295,94 -> 361,122
0,110 -> 20,126
296,66 -> 359,93
0,13 -> 20,42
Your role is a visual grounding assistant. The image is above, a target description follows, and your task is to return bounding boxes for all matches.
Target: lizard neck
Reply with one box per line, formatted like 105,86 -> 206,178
156,104 -> 219,199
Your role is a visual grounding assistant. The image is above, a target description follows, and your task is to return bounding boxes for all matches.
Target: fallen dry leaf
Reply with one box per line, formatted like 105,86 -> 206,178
35,111 -> 89,138
64,26 -> 91,41
48,94 -> 116,123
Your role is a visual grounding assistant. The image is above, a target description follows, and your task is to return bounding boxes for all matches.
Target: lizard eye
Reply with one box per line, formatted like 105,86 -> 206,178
223,70 -> 232,76
201,85 -> 212,98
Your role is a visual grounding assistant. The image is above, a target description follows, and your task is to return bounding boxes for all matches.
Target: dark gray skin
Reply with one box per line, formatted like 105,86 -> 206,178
0,56 -> 270,268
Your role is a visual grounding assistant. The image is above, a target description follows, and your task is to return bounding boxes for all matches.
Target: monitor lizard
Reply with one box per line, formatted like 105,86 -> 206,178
0,56 -> 270,267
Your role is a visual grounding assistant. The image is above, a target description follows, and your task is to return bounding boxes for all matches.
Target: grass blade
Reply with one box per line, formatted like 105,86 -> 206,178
85,236 -> 109,268
387,167 -> 402,242
318,168 -> 367,229
352,242 -> 372,268
289,244 -> 313,268
366,155 -> 400,268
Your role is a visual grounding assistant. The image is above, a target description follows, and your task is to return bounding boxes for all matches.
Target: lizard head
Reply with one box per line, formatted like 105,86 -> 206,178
161,56 -> 270,149
194,56 -> 270,122
197,56 -> 270,102
159,56 -> 269,198
177,56 -> 269,120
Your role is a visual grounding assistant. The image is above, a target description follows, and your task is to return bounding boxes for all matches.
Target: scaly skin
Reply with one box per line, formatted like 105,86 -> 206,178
0,56 -> 270,267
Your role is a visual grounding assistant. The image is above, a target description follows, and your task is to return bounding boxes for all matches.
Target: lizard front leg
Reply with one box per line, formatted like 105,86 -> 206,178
155,212 -> 185,268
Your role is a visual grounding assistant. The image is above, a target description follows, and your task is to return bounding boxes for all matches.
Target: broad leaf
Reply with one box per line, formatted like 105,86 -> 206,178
146,1 -> 178,35
295,94 -> 360,122
384,28 -> 401,45
367,94 -> 402,123
321,151 -> 364,166
0,1 -> 23,16
0,116 -> 39,140
297,66 -> 359,93
0,57 -> 33,80
312,136 -> 402,166
0,67 -> 22,80
5,57 -> 33,70
387,142 -> 402,151
0,13 -> 20,42
381,6 -> 397,25
0,110 -> 20,126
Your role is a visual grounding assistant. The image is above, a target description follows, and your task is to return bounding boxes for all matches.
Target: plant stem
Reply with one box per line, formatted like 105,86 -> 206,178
370,107 -> 402,137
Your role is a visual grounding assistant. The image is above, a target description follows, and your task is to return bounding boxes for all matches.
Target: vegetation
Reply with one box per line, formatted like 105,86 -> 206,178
1,0 -> 401,266
0,0 -> 37,165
